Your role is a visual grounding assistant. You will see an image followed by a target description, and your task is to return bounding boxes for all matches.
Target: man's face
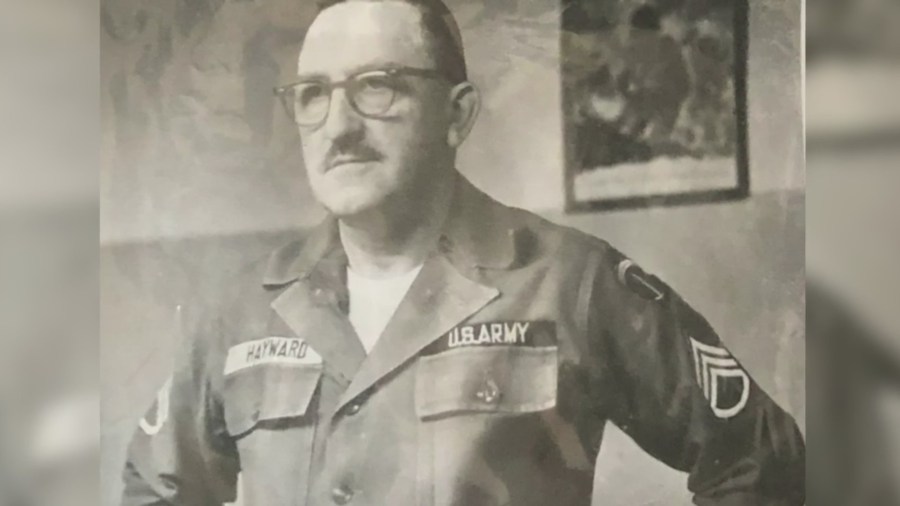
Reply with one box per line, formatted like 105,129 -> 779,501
295,1 -> 452,216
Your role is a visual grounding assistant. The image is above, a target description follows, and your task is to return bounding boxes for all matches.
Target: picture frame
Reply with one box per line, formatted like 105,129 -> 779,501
561,0 -> 750,212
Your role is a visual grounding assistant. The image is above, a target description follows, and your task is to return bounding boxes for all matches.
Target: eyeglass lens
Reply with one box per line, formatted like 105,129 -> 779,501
289,72 -> 399,125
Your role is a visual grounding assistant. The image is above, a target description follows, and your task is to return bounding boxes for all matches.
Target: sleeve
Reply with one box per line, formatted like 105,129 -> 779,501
121,314 -> 240,506
586,248 -> 805,505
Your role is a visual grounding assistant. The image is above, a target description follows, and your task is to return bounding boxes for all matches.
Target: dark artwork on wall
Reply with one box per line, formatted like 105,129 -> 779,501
561,0 -> 749,212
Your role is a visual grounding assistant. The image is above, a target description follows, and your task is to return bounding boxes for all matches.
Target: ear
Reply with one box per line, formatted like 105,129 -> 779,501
446,82 -> 480,148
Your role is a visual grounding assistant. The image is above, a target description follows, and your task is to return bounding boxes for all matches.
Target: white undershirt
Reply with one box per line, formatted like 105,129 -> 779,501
347,264 -> 423,353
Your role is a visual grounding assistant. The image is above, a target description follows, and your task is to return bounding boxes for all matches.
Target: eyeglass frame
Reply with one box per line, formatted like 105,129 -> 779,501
273,66 -> 451,127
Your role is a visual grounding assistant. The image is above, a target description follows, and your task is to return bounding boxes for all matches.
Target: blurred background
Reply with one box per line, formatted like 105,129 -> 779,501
0,0 -> 98,504
100,0 -> 802,504
806,0 -> 900,504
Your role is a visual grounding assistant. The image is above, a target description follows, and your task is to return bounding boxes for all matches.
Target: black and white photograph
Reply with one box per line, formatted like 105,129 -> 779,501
98,0 -> 804,505
10,0 -> 900,504
22,0 -> 900,504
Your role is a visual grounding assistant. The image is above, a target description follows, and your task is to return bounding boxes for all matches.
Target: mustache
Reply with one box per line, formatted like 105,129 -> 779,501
325,143 -> 384,169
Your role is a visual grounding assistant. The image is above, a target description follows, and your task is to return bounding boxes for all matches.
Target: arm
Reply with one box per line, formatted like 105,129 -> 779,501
121,316 -> 239,506
586,249 -> 805,505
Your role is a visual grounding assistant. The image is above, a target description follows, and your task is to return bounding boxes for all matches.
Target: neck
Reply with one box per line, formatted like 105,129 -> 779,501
338,170 -> 455,278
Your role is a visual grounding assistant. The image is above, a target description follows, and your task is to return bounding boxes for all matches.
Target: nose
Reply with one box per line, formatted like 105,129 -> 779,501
322,88 -> 363,141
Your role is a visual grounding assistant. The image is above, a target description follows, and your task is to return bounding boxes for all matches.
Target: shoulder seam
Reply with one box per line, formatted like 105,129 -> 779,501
576,247 -> 603,346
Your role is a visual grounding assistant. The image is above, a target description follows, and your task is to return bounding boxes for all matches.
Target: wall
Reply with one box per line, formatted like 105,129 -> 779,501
100,0 -> 803,504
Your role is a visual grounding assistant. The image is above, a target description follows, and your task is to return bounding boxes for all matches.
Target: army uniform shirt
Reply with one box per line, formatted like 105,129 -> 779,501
122,176 -> 805,506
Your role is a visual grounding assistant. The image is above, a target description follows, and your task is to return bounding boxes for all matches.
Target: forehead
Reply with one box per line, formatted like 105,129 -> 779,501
297,1 -> 434,78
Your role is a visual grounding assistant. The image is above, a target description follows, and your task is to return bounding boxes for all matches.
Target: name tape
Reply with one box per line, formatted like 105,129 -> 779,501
224,337 -> 322,375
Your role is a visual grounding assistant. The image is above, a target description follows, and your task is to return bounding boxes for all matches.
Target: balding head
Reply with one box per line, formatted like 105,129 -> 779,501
310,0 -> 466,83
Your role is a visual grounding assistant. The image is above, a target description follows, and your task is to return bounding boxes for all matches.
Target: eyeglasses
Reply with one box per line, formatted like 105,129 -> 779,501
274,67 -> 447,127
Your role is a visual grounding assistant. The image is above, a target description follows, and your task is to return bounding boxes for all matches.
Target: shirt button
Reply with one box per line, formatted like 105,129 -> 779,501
346,402 -> 361,415
438,235 -> 453,253
331,485 -> 354,505
475,378 -> 501,404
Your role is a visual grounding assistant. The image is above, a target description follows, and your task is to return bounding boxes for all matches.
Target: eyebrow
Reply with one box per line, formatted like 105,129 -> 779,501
295,61 -> 412,81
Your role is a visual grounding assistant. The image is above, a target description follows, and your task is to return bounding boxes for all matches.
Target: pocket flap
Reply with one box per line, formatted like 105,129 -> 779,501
224,364 -> 322,436
415,346 -> 558,419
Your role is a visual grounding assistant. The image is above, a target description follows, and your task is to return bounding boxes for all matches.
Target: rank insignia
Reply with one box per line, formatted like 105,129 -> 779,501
140,377 -> 172,436
689,337 -> 750,418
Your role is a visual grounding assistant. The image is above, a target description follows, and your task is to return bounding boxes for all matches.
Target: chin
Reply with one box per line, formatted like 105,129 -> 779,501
317,187 -> 389,217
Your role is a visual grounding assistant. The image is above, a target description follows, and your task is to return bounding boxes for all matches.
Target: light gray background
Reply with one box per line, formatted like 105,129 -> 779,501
101,1 -> 803,504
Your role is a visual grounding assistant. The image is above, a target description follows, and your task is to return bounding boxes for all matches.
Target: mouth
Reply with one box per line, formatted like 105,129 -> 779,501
327,156 -> 378,172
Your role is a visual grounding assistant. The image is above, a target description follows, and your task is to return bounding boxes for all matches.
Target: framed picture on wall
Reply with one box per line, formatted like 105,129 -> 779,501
561,0 -> 749,212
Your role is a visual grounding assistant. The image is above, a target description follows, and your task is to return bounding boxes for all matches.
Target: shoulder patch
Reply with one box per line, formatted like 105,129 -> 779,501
225,337 -> 322,375
616,259 -> 665,301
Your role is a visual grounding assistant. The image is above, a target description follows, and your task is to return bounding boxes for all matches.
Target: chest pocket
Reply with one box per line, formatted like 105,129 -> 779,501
414,346 -> 559,506
223,364 -> 322,506
223,364 -> 322,436
415,346 -> 558,418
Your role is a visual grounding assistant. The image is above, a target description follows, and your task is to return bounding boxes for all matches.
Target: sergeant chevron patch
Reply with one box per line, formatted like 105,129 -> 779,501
140,377 -> 172,436
689,337 -> 750,419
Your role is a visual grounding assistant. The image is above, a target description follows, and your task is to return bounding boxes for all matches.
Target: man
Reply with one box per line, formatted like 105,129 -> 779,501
122,0 -> 805,504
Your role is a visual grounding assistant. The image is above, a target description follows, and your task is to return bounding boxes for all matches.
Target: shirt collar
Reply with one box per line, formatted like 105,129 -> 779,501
262,174 -> 520,288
